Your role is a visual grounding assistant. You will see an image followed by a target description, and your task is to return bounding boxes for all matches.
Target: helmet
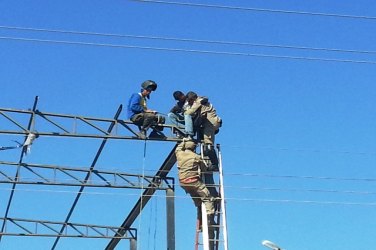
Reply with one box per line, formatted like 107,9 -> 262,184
141,80 -> 157,91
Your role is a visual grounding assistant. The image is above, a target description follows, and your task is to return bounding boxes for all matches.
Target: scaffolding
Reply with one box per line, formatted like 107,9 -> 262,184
0,96 -> 227,250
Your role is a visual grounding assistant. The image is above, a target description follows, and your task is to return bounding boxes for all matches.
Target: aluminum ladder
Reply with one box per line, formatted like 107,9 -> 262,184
195,144 -> 228,250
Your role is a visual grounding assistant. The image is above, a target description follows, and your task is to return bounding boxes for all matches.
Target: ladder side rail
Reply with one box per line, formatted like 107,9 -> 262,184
201,204 -> 210,250
217,144 -> 228,250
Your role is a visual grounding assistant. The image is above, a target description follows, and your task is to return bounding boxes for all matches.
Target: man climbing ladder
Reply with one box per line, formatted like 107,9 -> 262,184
175,139 -> 228,250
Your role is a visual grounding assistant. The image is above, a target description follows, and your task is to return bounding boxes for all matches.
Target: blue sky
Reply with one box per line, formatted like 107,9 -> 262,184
1,0 -> 376,249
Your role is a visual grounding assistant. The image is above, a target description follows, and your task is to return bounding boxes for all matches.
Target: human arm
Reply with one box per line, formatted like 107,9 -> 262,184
170,104 -> 182,114
128,93 -> 144,113
184,100 -> 202,115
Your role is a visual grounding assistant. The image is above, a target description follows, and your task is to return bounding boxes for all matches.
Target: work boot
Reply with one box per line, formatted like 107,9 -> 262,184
137,130 -> 147,139
203,144 -> 219,171
207,214 -> 217,226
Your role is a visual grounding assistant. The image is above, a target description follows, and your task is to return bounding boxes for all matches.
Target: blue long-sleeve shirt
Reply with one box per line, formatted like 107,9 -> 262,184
127,93 -> 147,119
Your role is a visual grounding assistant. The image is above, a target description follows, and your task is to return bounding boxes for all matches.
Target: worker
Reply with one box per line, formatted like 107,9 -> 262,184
184,91 -> 222,170
175,140 -> 217,223
167,90 -> 187,128
126,80 -> 165,138
175,140 -> 218,249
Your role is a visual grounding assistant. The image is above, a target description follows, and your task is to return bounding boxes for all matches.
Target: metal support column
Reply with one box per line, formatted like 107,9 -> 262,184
130,238 -> 137,250
166,187 -> 175,250
105,144 -> 178,250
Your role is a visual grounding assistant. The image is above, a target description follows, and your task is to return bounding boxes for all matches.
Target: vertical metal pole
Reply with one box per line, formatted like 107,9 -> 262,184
130,238 -> 137,250
166,188 -> 175,250
201,204 -> 209,250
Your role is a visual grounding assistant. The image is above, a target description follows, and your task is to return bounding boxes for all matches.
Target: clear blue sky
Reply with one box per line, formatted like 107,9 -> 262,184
1,0 -> 376,249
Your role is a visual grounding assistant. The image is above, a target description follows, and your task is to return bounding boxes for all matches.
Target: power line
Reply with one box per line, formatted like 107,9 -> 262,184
10,165 -> 372,183
230,186 -> 376,196
2,176 -> 375,196
1,36 -> 376,65
222,145 -> 376,156
1,187 -> 375,207
129,0 -> 376,21
227,173 -> 376,182
85,167 -> 376,183
1,25 -> 376,55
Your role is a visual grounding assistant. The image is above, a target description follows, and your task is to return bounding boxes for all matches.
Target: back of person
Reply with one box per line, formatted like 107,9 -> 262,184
175,142 -> 201,181
197,97 -> 221,127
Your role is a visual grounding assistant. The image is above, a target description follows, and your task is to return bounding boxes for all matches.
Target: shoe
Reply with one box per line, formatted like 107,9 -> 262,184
137,130 -> 146,139
207,214 -> 217,226
208,164 -> 219,172
174,131 -> 185,139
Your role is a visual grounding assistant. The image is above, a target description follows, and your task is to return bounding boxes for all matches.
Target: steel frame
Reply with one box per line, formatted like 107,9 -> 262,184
0,107 -> 183,142
0,161 -> 174,189
0,96 -> 180,249
0,217 -> 136,239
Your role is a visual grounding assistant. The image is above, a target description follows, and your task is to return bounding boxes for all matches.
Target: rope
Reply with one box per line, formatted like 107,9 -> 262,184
0,141 -> 22,151
138,138 -> 148,250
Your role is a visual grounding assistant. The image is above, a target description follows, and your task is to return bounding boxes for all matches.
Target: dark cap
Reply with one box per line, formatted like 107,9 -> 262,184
173,91 -> 184,101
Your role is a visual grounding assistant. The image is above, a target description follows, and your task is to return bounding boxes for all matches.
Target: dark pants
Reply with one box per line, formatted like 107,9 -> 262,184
131,113 -> 157,130
180,179 -> 215,215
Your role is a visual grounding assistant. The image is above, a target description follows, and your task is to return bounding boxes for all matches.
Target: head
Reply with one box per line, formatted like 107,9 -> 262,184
173,91 -> 186,102
141,80 -> 157,99
182,140 -> 196,151
186,91 -> 198,105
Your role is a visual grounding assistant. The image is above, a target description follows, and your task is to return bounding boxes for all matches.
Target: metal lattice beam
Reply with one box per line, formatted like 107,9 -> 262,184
0,161 -> 174,189
0,217 -> 136,239
0,107 -> 184,142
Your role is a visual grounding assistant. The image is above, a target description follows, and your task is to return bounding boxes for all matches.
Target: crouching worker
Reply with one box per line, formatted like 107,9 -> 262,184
175,140 -> 217,248
184,91 -> 222,170
127,80 -> 165,139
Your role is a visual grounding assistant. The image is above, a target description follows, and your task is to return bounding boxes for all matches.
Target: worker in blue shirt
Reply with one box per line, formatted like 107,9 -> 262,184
127,80 -> 164,138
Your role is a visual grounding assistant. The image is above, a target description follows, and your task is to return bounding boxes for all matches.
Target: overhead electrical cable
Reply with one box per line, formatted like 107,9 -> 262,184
222,145 -> 376,156
228,173 -> 376,182
1,36 -> 376,65
1,187 -> 375,207
129,0 -> 376,21
2,176 -> 374,196
1,25 -> 376,55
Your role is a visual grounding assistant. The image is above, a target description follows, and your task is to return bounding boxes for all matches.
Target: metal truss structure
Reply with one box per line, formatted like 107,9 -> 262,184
0,96 -> 182,250
0,161 -> 174,189
0,217 -> 137,239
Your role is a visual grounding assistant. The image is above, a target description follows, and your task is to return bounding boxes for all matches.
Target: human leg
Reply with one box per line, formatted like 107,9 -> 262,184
184,114 -> 194,136
167,112 -> 185,128
202,122 -> 215,145
181,180 -> 214,215
203,144 -> 219,171
142,112 -> 157,129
